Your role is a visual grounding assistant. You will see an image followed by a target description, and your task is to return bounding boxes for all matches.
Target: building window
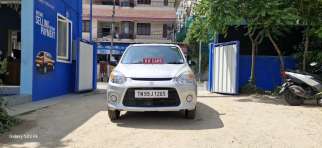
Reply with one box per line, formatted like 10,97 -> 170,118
100,0 -> 120,5
102,27 -> 111,36
163,24 -> 168,38
121,0 -> 134,7
100,23 -> 112,37
57,15 -> 72,62
164,0 -> 168,6
137,0 -> 151,5
137,23 -> 151,35
82,20 -> 90,32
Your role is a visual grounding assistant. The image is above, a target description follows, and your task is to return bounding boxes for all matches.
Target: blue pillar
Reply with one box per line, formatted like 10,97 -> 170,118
20,0 -> 34,95
93,43 -> 97,90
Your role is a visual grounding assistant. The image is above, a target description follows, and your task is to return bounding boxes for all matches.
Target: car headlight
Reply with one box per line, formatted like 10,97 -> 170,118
110,71 -> 126,84
175,71 -> 195,85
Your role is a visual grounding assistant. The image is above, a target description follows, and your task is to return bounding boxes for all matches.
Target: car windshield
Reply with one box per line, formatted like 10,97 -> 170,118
121,46 -> 185,64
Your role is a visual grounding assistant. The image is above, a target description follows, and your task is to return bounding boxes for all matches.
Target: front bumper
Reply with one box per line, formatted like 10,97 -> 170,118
106,78 -> 197,112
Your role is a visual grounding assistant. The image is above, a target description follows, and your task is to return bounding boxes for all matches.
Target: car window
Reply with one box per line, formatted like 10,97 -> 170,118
121,46 -> 185,64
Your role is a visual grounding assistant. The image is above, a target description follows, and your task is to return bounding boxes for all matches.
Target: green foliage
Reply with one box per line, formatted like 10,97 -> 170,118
193,0 -> 242,36
176,30 -> 187,43
294,50 -> 322,69
0,97 -> 20,134
191,0 -> 298,39
240,82 -> 265,95
244,0 -> 297,40
189,0 -> 299,84
0,58 -> 8,84
317,27 -> 322,38
294,0 -> 322,35
187,0 -> 322,84
190,0 -> 322,46
240,83 -> 283,96
292,0 -> 322,71
0,58 -> 8,75
184,17 -> 213,76
185,17 -> 213,45
271,86 -> 283,96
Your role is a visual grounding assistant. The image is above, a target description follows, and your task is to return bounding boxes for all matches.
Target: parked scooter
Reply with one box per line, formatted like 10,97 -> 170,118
279,62 -> 322,106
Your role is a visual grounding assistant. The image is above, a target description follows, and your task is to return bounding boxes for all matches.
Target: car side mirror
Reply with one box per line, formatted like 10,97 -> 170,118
110,61 -> 118,66
188,60 -> 196,66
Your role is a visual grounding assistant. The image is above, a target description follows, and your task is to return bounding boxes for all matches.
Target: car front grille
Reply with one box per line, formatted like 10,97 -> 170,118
131,78 -> 172,81
123,88 -> 180,107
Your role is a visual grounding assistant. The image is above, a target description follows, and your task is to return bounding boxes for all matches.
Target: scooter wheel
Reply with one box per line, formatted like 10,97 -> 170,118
284,91 -> 304,106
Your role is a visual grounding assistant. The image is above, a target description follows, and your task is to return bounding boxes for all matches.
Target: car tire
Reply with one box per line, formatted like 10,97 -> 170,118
108,110 -> 120,121
185,108 -> 196,119
284,90 -> 304,106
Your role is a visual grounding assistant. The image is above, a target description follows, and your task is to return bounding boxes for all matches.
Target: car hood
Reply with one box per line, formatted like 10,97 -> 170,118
115,64 -> 188,78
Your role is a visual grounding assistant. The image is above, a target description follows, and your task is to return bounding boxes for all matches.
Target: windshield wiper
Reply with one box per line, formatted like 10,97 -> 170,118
127,62 -> 143,64
167,62 -> 184,64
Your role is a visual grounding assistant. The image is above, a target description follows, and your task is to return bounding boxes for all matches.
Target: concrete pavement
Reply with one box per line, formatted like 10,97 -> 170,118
4,82 -> 227,116
1,90 -> 322,148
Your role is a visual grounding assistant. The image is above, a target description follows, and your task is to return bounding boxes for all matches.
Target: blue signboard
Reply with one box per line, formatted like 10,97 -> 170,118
96,42 -> 130,55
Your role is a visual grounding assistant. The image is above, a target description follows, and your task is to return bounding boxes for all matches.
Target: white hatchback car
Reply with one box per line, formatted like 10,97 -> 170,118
107,44 -> 197,121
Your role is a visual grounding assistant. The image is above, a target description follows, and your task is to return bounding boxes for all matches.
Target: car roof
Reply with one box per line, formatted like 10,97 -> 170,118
130,44 -> 178,47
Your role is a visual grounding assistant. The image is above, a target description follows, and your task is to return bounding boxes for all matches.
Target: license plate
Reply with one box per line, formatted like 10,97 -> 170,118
135,90 -> 168,98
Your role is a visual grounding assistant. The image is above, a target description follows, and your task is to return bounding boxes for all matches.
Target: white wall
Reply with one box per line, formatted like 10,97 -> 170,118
82,20 -> 175,43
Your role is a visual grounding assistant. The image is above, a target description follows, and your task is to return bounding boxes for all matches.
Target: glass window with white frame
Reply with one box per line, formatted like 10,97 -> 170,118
57,15 -> 72,62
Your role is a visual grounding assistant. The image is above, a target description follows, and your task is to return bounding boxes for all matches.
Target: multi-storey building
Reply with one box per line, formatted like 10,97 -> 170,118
82,0 -> 178,48
176,0 -> 197,32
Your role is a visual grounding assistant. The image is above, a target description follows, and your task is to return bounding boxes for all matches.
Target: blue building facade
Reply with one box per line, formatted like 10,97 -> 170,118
21,0 -> 94,101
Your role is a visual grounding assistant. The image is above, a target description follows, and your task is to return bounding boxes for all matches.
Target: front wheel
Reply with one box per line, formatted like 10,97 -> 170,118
108,110 -> 120,121
185,108 -> 196,119
284,90 -> 304,106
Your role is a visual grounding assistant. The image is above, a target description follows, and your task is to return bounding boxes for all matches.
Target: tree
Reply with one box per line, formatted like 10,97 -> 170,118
239,0 -> 266,84
193,0 -> 241,37
191,0 -> 270,85
190,0 -> 264,85
185,17 -> 213,80
185,17 -> 210,61
190,0 -> 298,85
246,0 -> 297,72
293,0 -> 322,71
187,0 -> 244,82
185,17 -> 210,44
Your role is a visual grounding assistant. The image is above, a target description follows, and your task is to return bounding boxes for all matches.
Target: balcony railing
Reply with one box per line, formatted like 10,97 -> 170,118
96,32 -> 175,41
136,1 -> 175,7
93,0 -> 175,7
119,33 -> 135,39
97,32 -> 135,39
136,33 -> 175,40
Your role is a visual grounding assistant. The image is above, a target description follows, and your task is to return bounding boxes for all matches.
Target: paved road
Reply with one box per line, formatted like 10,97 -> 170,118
1,91 -> 322,148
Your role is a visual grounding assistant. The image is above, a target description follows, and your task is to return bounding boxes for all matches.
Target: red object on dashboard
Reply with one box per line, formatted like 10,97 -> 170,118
143,58 -> 164,64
